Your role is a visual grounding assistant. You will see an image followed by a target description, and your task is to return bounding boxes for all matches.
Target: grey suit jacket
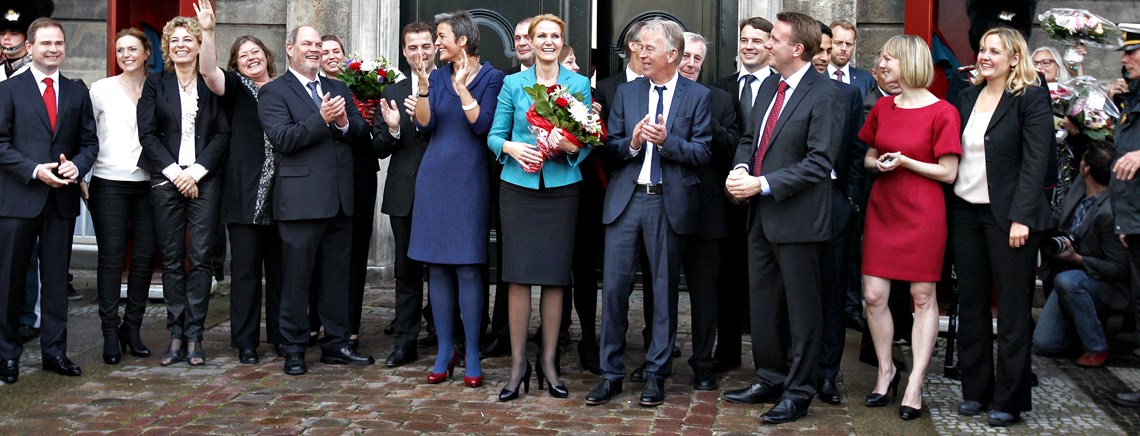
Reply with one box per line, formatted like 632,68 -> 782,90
732,67 -> 844,243
603,76 -> 712,235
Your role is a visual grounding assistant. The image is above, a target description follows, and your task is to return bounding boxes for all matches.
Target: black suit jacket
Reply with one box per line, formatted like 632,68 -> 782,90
692,83 -> 739,240
954,84 -> 1053,231
733,68 -> 844,243
137,70 -> 229,176
258,72 -> 367,221
1055,178 -> 1130,311
0,70 -> 98,218
603,76 -> 712,235
372,77 -> 429,218
593,72 -> 628,126
833,79 -> 867,201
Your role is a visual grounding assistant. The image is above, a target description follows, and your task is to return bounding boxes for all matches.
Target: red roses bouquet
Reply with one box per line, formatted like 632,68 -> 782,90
337,53 -> 402,125
519,83 -> 606,172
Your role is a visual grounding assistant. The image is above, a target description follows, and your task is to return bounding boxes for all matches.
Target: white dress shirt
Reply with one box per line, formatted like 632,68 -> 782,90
634,71 -> 680,184
29,66 -> 60,181
827,64 -> 852,85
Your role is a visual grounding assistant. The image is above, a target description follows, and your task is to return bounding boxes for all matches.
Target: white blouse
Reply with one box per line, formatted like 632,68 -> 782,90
90,76 -> 147,182
954,109 -> 993,204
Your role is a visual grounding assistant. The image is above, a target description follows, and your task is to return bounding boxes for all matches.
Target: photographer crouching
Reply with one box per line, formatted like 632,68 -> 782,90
1033,141 -> 1131,367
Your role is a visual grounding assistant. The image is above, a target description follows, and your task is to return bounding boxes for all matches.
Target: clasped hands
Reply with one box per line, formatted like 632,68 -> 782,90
36,154 -> 78,188
630,114 -> 667,150
319,92 -> 349,128
724,167 -> 760,203
503,127 -> 578,168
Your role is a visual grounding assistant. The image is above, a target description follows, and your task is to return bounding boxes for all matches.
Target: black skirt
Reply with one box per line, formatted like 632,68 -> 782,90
499,181 -> 579,286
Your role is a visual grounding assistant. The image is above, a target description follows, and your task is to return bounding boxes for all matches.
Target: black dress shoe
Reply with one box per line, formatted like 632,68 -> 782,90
0,359 -> 18,384
239,348 -> 259,364
630,363 -> 647,383
383,319 -> 396,335
385,344 -> 418,368
762,397 -> 808,424
321,346 -> 375,365
273,344 -> 285,358
578,341 -> 601,375
283,352 -> 306,375
585,379 -> 623,406
42,355 -> 82,376
693,367 -> 717,391
478,337 -> 509,359
844,313 -> 867,330
307,333 -> 319,347
818,378 -> 841,405
1112,391 -> 1140,408
18,325 -> 39,343
640,376 -> 666,406
711,358 -> 741,373
671,343 -> 681,358
349,337 -> 360,351
724,382 -> 782,404
899,405 -> 923,420
987,410 -> 1021,427
958,400 -> 987,416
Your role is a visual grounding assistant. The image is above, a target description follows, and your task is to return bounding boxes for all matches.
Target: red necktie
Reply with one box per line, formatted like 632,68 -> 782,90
42,77 -> 56,131
753,80 -> 788,176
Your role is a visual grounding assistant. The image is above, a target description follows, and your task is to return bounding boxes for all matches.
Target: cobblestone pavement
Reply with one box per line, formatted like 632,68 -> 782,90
1,275 -> 1138,435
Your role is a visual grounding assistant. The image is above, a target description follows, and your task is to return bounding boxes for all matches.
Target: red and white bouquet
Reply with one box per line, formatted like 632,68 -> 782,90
337,53 -> 403,125
520,83 -> 606,172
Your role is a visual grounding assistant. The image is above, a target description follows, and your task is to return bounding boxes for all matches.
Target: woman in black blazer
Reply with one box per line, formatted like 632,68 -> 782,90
950,27 -> 1053,427
138,16 -> 230,367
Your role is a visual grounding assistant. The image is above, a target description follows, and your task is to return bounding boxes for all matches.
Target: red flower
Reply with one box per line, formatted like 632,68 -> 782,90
378,69 -> 387,78
555,97 -> 569,108
546,84 -> 562,95
348,62 -> 362,72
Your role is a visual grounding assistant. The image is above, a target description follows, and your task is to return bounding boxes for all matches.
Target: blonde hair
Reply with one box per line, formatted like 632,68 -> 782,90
528,14 -> 566,37
160,16 -> 203,72
971,27 -> 1039,94
880,34 -> 933,88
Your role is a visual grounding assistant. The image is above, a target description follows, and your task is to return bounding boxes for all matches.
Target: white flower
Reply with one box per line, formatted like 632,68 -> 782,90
361,60 -> 378,72
567,100 -> 589,123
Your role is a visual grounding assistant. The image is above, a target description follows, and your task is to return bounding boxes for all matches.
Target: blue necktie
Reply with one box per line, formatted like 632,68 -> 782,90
651,85 -> 665,184
307,80 -> 322,109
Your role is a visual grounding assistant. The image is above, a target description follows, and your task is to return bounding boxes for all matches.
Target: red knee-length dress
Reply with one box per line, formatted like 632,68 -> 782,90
858,96 -> 962,282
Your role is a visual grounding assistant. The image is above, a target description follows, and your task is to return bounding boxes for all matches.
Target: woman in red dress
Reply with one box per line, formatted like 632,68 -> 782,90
858,35 -> 961,420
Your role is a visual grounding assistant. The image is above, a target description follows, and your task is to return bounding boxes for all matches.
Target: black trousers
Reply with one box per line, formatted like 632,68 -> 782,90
713,203 -> 749,365
564,180 -> 605,344
0,192 -> 75,359
747,210 -> 823,404
227,223 -> 283,349
152,175 -> 220,342
390,214 -> 424,348
819,188 -> 854,381
483,175 -> 509,342
279,215 -> 353,354
348,173 -> 377,335
683,234 -> 721,370
89,178 -> 156,336
950,198 -> 1038,414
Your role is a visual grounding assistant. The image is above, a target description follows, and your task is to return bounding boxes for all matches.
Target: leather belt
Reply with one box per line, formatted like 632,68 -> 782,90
636,183 -> 663,195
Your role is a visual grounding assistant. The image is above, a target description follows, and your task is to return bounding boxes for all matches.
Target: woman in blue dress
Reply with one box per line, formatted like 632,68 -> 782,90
487,14 -> 591,401
411,10 -> 504,389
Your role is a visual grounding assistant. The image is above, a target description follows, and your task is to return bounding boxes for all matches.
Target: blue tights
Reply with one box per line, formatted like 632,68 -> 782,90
428,264 -> 483,377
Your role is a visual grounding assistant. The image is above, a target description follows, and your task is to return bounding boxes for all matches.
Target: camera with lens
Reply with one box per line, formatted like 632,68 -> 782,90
1042,232 -> 1076,256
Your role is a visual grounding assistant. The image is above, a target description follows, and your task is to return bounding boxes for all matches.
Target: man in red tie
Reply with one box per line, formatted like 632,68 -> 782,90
0,17 -> 97,383
723,12 -> 843,424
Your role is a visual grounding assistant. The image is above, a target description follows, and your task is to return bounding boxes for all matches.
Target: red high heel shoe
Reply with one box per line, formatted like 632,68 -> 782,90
464,374 -> 484,388
427,348 -> 461,384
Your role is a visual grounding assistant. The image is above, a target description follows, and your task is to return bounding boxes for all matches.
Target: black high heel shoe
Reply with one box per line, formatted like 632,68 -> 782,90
865,366 -> 901,407
103,332 -> 121,365
119,324 -> 151,357
899,388 -> 923,420
536,358 -> 569,398
498,361 -> 532,402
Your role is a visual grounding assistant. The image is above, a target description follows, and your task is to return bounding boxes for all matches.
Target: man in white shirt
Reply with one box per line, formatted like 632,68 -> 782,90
827,20 -> 875,96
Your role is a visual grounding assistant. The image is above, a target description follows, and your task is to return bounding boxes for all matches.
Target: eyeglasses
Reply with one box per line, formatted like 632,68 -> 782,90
1033,59 -> 1056,68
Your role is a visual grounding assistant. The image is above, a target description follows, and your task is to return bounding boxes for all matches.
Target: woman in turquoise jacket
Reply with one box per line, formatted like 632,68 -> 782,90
487,13 -> 592,402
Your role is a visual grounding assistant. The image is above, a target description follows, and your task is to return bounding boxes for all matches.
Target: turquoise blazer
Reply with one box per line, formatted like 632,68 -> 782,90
488,65 -> 592,188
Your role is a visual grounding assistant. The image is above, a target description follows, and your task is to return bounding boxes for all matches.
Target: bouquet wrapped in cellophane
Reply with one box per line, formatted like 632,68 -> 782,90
520,83 -> 606,173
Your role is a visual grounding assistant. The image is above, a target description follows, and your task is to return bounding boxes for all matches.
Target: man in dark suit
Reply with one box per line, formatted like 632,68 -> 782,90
479,15 -> 536,359
710,16 -> 773,374
677,30 -> 739,391
584,19 -> 711,408
373,21 -> 435,368
0,18 -> 97,383
723,12 -> 842,424
258,25 -> 374,375
828,20 -> 875,97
